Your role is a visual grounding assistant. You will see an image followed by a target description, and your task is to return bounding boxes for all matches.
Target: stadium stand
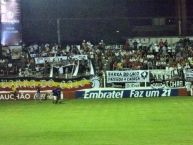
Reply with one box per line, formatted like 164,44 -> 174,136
0,37 -> 192,80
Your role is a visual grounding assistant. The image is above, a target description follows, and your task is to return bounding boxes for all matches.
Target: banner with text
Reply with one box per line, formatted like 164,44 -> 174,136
184,69 -> 193,81
150,69 -> 182,81
76,88 -> 188,99
35,55 -> 88,64
106,70 -> 149,83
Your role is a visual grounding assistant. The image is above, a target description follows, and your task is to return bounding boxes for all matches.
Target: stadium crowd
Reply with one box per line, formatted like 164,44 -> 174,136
0,38 -> 193,78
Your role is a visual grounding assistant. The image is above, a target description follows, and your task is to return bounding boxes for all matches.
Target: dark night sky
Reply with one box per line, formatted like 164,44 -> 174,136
187,0 -> 193,17
22,0 -> 179,19
21,0 -> 193,44
22,0 -> 128,20
127,0 -> 176,17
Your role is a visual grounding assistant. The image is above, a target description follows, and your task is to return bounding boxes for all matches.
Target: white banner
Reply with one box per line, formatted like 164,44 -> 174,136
125,83 -> 141,88
184,69 -> 193,81
35,55 -> 88,64
106,70 -> 149,83
150,69 -> 172,80
150,69 -> 182,80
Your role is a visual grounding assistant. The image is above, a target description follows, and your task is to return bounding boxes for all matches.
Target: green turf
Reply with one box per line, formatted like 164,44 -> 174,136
0,97 -> 193,145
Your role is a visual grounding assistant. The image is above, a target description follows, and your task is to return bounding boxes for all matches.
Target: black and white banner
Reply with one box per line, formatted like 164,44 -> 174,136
35,55 -> 88,64
150,69 -> 184,81
184,69 -> 193,81
106,70 -> 149,83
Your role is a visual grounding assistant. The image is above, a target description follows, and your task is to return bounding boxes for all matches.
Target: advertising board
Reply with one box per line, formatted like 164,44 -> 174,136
76,88 -> 188,99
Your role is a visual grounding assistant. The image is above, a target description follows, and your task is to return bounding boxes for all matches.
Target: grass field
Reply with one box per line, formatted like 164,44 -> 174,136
0,97 -> 193,145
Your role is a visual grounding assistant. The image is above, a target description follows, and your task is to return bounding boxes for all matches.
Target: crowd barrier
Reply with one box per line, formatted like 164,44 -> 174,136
0,87 -> 188,101
0,68 -> 193,100
0,77 -> 92,100
0,86 -> 93,101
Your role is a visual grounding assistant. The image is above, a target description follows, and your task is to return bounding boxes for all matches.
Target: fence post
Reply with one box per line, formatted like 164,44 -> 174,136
57,18 -> 61,45
103,71 -> 106,88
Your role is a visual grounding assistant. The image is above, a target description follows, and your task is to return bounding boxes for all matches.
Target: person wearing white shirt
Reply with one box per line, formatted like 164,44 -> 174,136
59,66 -> 64,78
155,45 -> 160,53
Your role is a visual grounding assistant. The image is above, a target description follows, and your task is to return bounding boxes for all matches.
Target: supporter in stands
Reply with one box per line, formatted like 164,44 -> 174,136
18,68 -> 23,77
6,47 -> 12,60
43,60 -> 50,76
58,65 -> 64,78
164,39 -> 168,48
133,39 -> 138,50
159,39 -> 164,49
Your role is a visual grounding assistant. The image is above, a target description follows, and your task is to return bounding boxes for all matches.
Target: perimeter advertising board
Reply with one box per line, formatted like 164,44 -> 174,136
0,90 -> 53,100
76,88 -> 188,99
